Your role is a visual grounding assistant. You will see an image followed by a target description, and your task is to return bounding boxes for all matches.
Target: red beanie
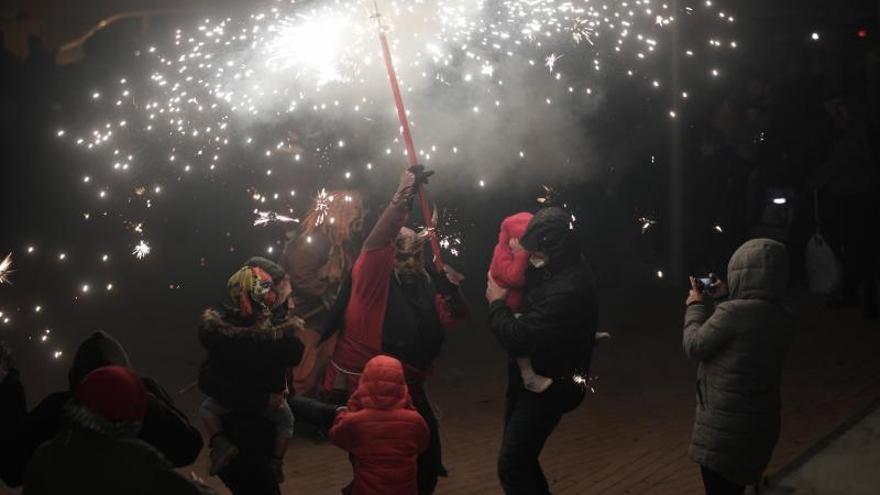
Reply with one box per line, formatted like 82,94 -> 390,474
74,365 -> 147,422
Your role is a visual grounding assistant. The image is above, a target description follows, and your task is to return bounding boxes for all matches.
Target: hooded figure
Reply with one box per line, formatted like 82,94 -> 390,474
487,207 -> 598,495
329,355 -> 430,495
683,238 -> 792,490
6,332 -> 203,488
23,366 -> 215,495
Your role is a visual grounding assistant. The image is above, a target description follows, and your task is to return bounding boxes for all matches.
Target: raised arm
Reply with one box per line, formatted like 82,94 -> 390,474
362,166 -> 433,251
683,302 -> 735,361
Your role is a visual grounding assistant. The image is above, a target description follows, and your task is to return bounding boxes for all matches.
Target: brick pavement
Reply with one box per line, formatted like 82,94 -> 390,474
185,289 -> 880,495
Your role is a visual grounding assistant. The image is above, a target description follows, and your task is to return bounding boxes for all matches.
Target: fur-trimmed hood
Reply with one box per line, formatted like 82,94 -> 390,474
64,402 -> 142,438
200,308 -> 303,341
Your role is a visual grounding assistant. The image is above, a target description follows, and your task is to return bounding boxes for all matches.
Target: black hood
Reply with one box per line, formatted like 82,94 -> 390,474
68,331 -> 132,390
520,207 -> 581,269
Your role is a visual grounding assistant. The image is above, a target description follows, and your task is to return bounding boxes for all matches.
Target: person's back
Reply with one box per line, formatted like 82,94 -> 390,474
25,428 -> 204,495
24,366 -> 212,495
684,238 -> 793,491
329,355 -> 429,495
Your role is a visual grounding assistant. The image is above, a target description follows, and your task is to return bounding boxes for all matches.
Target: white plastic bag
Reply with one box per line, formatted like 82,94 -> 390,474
806,233 -> 843,296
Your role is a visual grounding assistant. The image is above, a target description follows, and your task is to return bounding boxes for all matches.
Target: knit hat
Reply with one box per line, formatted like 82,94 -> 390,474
74,365 -> 146,423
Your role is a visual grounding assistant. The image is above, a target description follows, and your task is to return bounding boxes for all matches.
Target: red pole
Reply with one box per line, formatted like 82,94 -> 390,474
377,28 -> 444,272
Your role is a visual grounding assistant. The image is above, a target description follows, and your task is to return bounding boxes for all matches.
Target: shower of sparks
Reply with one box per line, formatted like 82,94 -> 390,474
0,253 -> 12,284
132,240 -> 151,259
253,210 -> 298,227
44,0 -> 739,327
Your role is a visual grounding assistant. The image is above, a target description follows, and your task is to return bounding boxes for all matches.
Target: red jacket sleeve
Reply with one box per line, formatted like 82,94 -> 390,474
328,412 -> 356,452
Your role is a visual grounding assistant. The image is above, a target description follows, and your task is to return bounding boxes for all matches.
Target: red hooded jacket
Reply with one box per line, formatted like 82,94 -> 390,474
489,212 -> 533,312
329,356 -> 429,495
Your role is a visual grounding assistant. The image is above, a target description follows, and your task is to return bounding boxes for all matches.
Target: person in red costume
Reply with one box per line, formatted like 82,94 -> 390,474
329,355 -> 430,495
489,212 -> 553,393
321,165 -> 467,495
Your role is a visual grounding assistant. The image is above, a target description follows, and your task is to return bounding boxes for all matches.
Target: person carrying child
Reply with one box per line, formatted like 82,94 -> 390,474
197,257 -> 305,483
488,212 -> 554,393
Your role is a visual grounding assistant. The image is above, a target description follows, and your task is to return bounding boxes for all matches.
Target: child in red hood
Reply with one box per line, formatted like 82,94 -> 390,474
489,212 -> 553,393
329,355 -> 429,495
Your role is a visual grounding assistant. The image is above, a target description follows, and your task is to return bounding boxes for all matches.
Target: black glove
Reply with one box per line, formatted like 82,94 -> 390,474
409,165 -> 434,188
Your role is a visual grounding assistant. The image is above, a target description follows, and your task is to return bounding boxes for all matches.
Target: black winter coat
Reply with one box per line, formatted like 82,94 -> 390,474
23,404 -> 215,495
489,262 -> 598,397
490,207 -> 598,406
198,309 -> 305,415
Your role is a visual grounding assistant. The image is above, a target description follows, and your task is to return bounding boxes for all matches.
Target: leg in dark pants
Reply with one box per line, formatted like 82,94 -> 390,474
497,391 -> 563,495
701,466 -> 745,495
410,384 -> 444,495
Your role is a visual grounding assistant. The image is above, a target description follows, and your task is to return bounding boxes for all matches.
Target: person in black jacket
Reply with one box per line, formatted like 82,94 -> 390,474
4,331 -> 204,488
486,207 -> 598,495
197,257 -> 304,483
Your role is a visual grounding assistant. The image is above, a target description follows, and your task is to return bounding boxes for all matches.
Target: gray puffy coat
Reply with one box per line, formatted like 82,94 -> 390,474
683,239 -> 792,485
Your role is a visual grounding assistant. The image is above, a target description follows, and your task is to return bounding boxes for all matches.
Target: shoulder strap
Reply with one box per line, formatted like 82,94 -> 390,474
319,272 -> 353,343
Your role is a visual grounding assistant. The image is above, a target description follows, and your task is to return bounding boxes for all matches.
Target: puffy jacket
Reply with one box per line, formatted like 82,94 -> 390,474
198,309 -> 305,415
683,238 -> 792,485
489,212 -> 533,312
329,356 -> 429,495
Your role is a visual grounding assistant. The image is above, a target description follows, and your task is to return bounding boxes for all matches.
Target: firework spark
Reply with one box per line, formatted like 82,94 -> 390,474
132,240 -> 151,259
0,253 -> 12,284
638,216 -> 658,234
253,210 -> 298,227
52,0 -> 737,273
312,188 -> 335,227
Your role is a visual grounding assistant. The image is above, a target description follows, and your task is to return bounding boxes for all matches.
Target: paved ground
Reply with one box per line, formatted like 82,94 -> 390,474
765,402 -> 880,495
179,288 -> 880,495
4,288 -> 877,495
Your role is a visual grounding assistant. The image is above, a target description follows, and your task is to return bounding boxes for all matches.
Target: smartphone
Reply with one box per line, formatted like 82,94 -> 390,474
697,277 -> 714,295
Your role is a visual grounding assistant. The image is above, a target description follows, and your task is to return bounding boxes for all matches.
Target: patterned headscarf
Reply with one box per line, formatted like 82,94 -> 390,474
226,266 -> 277,319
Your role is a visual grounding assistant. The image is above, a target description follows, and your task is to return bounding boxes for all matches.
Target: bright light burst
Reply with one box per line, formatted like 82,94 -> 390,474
55,0 -> 736,277
0,253 -> 12,285
132,240 -> 151,259
254,210 -> 298,227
